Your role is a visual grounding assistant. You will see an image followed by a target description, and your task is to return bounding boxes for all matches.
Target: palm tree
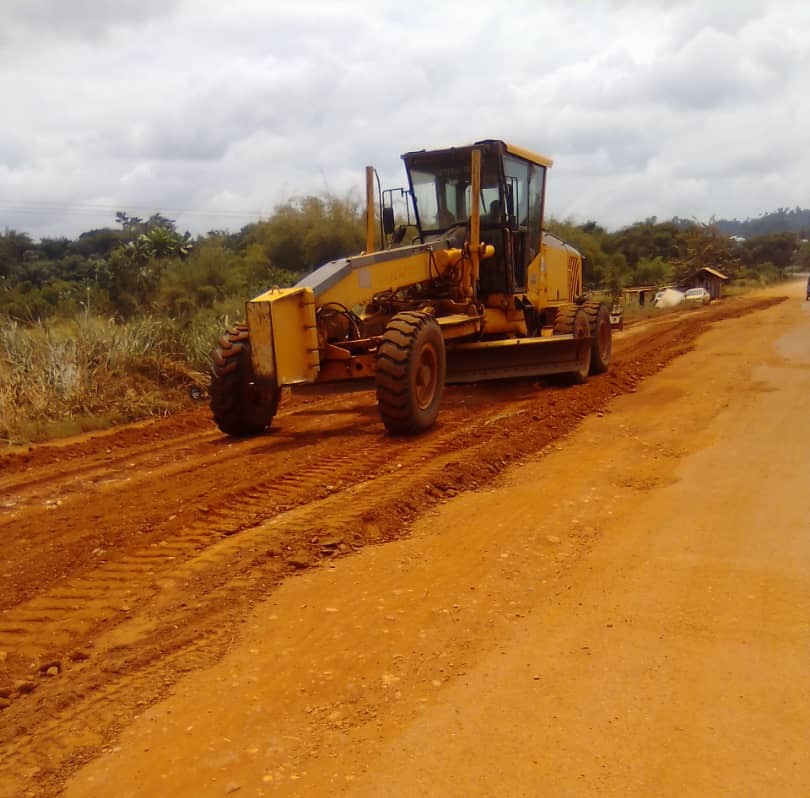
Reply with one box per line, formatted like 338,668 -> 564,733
123,228 -> 192,263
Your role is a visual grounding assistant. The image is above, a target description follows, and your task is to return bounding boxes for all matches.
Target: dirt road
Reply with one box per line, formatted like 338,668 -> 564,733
2,289 -> 808,797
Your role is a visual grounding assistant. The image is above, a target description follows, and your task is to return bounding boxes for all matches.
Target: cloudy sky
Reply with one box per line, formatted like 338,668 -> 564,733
1,0 -> 808,239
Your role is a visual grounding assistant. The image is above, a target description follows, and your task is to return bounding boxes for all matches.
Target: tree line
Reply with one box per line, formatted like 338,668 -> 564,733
546,216 -> 806,294
714,206 -> 810,238
1,201 -> 807,322
0,198 -> 367,321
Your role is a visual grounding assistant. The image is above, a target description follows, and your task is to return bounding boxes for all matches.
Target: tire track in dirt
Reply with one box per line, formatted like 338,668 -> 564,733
0,403 -> 474,613
0,435 -> 474,795
0,439 -> 446,666
0,393 -> 508,669
0,427 -> 216,508
0,296 -> 784,798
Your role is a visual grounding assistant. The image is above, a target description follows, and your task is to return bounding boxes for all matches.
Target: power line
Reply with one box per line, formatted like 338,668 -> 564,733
0,199 -> 267,218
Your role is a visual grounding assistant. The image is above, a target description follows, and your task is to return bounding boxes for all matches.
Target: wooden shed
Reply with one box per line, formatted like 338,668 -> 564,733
621,285 -> 658,307
683,267 -> 728,300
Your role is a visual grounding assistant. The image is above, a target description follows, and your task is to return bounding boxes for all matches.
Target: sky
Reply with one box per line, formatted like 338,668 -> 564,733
1,0 -> 808,240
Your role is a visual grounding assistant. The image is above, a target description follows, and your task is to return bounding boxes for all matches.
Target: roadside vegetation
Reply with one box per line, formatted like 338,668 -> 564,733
1,200 -> 807,445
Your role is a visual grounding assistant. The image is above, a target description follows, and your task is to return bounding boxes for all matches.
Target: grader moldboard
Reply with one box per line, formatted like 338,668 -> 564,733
210,139 -> 612,435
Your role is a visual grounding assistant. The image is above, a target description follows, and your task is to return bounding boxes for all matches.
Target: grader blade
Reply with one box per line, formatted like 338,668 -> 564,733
445,334 -> 591,384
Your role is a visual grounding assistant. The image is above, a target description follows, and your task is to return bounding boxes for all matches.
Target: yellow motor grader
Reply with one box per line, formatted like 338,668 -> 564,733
210,139 -> 612,435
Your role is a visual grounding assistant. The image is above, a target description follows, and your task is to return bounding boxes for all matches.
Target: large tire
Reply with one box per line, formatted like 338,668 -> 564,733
582,300 -> 612,374
553,305 -> 591,384
210,324 -> 280,436
376,311 -> 446,434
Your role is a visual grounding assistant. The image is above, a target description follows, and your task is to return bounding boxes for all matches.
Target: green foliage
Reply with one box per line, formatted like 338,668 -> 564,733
115,211 -> 178,236
0,230 -> 34,278
70,228 -> 127,259
607,217 -> 678,269
159,240 -> 241,317
95,246 -> 162,317
244,195 -> 366,273
240,242 -> 301,291
38,237 -> 72,261
738,232 -> 798,272
92,227 -> 194,318
793,240 -> 810,272
603,252 -> 629,295
671,223 -> 745,281
546,215 -> 793,292
740,261 -> 781,286
632,256 -> 673,287
140,226 -> 192,260
1,199 -> 800,327
545,218 -> 611,288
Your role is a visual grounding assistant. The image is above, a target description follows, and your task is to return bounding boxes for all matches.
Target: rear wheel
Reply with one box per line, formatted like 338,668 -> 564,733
210,324 -> 280,436
553,305 -> 591,384
582,300 -> 612,374
376,311 -> 446,434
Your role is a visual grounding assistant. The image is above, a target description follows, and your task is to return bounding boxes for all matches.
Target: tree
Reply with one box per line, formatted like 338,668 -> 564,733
70,228 -> 127,259
739,233 -> 799,272
673,224 -> 743,281
245,195 -> 366,272
146,213 -> 177,232
545,218 -> 610,289
115,211 -> 178,237
38,237 -> 71,261
0,230 -> 34,277
142,227 -> 191,260
121,228 -> 191,263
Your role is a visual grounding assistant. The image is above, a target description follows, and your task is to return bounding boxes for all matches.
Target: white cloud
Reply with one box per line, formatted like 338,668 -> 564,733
1,0 -> 179,42
0,0 -> 808,238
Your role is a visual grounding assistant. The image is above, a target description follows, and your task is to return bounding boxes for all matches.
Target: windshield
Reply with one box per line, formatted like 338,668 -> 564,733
406,151 -> 501,232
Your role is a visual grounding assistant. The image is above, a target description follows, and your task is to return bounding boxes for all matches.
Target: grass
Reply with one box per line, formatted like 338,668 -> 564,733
0,314 -> 211,445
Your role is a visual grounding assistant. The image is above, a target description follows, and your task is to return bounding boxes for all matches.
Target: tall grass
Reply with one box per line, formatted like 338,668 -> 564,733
0,314 -> 212,445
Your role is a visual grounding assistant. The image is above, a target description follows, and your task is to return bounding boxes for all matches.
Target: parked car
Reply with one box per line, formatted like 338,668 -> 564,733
684,287 -> 711,305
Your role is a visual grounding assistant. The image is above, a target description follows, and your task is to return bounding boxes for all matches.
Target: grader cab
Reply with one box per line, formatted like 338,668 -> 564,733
210,139 -> 612,435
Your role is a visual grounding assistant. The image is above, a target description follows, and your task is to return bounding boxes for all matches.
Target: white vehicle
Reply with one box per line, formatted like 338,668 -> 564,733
684,287 -> 711,305
653,288 -> 685,308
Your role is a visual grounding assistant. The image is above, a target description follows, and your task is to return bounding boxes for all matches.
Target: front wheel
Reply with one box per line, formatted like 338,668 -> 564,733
210,324 -> 280,436
375,311 -> 446,434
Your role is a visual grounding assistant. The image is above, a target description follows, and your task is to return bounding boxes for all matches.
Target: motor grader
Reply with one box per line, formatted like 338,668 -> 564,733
210,139 -> 612,435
